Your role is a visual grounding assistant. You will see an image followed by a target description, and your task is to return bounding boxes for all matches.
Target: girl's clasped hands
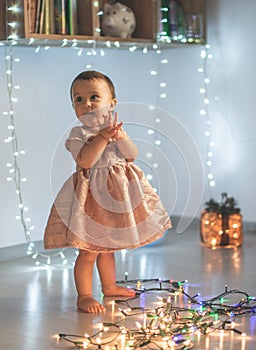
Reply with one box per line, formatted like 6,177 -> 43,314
99,111 -> 128,142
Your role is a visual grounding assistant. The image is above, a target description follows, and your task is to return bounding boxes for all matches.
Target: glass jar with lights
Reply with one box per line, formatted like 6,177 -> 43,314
200,193 -> 243,248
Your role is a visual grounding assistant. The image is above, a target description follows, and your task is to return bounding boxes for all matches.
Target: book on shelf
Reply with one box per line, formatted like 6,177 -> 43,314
68,0 -> 77,35
35,0 -> 44,33
33,0 -> 77,35
45,0 -> 55,34
27,0 -> 37,33
54,0 -> 67,34
35,0 -> 55,34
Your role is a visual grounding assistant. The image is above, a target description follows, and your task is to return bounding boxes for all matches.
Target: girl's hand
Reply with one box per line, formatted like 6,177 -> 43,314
99,111 -> 123,141
112,112 -> 128,141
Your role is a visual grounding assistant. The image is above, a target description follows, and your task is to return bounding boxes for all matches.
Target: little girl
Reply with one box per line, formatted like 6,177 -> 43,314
44,70 -> 172,313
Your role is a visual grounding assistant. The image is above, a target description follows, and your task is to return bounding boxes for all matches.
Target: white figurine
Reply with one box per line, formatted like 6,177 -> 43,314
101,2 -> 136,39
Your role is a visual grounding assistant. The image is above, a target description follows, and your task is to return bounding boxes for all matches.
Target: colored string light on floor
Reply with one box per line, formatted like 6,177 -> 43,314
55,278 -> 253,349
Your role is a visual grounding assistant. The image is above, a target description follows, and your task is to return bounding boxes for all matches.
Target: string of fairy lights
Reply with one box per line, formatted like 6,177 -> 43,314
54,278 -> 253,349
3,44 -> 73,266
198,44 -> 215,189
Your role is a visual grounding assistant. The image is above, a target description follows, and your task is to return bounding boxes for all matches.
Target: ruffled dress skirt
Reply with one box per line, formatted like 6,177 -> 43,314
44,143 -> 172,252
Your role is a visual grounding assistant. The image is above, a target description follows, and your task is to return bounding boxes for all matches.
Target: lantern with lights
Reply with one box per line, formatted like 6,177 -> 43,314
200,193 -> 243,248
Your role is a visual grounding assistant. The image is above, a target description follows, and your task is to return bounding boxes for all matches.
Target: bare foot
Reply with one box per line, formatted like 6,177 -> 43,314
77,295 -> 106,313
102,285 -> 136,297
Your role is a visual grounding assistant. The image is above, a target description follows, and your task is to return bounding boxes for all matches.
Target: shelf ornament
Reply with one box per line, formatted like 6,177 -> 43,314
200,193 -> 243,248
101,2 -> 136,39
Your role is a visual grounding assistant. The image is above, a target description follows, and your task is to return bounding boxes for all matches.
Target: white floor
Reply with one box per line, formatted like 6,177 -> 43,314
1,222 -> 256,350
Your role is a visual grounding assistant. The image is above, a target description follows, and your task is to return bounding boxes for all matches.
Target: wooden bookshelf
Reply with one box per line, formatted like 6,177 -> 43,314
1,0 -> 206,47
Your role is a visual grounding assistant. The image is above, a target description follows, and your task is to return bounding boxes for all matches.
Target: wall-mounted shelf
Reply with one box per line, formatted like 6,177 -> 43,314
0,0 -> 206,49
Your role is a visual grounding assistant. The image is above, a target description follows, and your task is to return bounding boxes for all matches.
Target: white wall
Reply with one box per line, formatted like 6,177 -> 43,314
206,0 -> 256,222
1,0 -> 256,247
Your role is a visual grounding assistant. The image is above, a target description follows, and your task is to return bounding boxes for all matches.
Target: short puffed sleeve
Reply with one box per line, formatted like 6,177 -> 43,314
65,126 -> 91,160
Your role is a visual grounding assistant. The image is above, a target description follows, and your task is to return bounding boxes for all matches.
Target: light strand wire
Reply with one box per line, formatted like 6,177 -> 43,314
3,44 -> 72,266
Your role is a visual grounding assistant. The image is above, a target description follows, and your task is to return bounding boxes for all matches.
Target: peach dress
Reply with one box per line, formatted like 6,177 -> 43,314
44,125 -> 172,252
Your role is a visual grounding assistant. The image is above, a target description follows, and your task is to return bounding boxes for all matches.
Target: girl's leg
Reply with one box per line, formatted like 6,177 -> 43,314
74,249 -> 106,313
96,252 -> 136,297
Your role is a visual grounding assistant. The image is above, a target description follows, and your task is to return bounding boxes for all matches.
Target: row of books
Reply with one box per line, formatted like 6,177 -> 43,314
27,0 -> 77,35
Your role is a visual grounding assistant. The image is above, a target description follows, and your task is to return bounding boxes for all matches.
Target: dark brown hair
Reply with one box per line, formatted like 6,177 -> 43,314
70,70 -> 116,101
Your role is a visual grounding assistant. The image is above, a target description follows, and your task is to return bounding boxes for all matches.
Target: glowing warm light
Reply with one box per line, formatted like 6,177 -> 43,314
201,211 -> 243,248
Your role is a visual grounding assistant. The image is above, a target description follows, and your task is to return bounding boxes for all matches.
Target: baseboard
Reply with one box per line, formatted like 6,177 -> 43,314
0,240 -> 44,262
0,217 -> 255,262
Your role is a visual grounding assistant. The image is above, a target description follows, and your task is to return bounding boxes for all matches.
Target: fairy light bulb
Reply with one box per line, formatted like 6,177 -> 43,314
129,45 -> 137,52
8,22 -> 17,28
60,252 -> 65,259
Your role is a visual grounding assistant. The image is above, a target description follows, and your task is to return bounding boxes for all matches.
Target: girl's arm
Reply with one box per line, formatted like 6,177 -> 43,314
75,133 -> 108,169
115,130 -> 138,162
76,120 -> 123,169
111,112 -> 138,162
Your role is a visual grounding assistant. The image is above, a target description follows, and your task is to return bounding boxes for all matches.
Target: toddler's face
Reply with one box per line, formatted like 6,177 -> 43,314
72,79 -> 116,128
